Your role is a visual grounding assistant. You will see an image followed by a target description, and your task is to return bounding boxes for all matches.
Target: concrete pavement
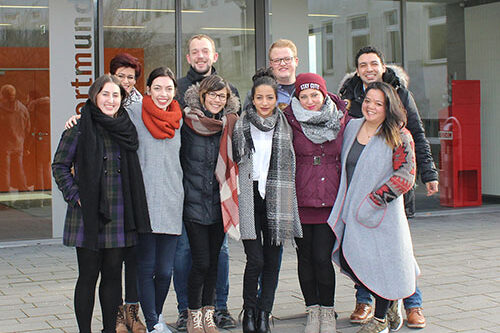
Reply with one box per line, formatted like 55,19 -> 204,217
1,206 -> 500,333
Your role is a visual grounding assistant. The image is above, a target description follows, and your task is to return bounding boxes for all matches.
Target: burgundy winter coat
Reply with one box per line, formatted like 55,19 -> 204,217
283,93 -> 349,224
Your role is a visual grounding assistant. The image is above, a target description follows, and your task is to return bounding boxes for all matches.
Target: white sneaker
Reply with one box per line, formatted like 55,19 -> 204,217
158,314 -> 172,333
148,323 -> 163,333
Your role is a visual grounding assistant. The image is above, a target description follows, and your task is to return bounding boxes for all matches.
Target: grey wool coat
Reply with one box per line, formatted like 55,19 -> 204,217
327,118 -> 420,300
128,101 -> 184,235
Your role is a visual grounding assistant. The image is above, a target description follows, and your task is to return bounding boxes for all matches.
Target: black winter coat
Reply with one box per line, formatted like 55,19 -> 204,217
180,83 -> 241,225
180,124 -> 222,225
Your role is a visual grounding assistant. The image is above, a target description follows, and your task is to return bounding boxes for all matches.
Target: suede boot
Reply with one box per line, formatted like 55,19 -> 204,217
202,306 -> 218,333
187,308 -> 204,333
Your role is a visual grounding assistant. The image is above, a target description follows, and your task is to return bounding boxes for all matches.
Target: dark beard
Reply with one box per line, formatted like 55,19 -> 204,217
193,65 -> 211,76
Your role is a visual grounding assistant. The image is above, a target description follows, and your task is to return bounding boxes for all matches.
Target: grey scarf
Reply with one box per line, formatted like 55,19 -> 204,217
233,105 -> 302,245
291,95 -> 343,144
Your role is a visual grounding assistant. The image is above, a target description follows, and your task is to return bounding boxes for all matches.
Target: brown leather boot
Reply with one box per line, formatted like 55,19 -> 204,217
125,303 -> 147,333
349,303 -> 373,324
406,307 -> 426,328
202,306 -> 219,333
116,305 -> 129,333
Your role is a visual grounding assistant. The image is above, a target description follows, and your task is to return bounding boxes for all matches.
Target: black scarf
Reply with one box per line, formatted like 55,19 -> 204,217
77,100 -> 151,250
186,66 -> 216,84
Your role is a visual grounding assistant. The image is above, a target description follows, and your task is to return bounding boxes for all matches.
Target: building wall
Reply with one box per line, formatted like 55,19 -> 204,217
465,2 -> 500,196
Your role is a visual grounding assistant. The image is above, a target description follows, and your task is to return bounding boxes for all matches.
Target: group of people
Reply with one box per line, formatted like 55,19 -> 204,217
52,34 -> 438,333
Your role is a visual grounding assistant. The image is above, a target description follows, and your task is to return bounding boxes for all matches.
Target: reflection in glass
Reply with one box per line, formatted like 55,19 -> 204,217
0,0 -> 52,241
181,0 -> 256,96
103,0 -> 177,93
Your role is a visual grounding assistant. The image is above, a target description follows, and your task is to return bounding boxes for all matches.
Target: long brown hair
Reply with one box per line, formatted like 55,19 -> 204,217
365,82 -> 407,149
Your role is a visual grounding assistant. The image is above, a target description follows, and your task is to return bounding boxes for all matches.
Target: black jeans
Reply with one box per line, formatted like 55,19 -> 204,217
295,223 -> 336,307
75,247 -> 124,333
124,246 -> 138,303
242,183 -> 283,313
185,220 -> 225,309
339,245 -> 391,319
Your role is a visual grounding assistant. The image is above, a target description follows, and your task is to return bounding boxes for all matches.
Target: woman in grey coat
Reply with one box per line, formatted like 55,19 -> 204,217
129,67 -> 184,333
327,82 -> 419,333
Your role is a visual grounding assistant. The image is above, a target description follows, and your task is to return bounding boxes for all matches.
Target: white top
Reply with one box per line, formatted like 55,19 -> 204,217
250,123 -> 274,199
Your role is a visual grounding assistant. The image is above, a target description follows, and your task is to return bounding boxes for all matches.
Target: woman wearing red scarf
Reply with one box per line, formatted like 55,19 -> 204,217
128,67 -> 184,333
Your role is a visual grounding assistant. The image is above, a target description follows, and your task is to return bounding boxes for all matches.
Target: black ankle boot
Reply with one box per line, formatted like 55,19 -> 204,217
255,309 -> 271,333
242,307 -> 257,333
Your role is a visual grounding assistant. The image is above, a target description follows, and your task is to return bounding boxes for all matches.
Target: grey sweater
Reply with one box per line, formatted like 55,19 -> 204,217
128,102 -> 184,235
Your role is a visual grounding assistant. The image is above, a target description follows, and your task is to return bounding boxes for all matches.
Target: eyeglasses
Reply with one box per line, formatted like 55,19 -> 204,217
206,92 -> 227,101
270,56 -> 295,65
115,73 -> 136,81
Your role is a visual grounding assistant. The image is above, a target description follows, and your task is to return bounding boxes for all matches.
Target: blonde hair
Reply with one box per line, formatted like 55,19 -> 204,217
187,34 -> 216,53
268,39 -> 298,59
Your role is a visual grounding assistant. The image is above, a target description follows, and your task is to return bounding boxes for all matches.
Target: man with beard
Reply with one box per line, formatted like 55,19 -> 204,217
173,34 -> 239,331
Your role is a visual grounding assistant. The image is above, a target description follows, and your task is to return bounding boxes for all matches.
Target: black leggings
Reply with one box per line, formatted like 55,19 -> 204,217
242,183 -> 283,313
295,223 -> 336,306
185,220 -> 225,309
75,247 -> 124,333
124,246 -> 138,303
339,245 -> 391,319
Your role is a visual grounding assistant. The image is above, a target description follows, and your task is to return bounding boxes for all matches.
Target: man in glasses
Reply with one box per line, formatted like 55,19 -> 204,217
243,39 -> 299,110
173,33 -> 240,332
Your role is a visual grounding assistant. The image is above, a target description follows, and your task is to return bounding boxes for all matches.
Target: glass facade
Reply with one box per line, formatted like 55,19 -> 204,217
180,0 -> 255,97
0,1 -> 52,241
0,0 -> 499,241
103,0 -> 176,93
270,0 -> 500,212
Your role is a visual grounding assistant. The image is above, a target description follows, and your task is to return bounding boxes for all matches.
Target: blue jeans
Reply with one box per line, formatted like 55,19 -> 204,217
355,284 -> 423,309
173,223 -> 229,312
136,233 -> 178,331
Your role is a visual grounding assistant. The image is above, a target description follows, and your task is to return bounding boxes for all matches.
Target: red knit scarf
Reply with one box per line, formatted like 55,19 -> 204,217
142,95 -> 182,139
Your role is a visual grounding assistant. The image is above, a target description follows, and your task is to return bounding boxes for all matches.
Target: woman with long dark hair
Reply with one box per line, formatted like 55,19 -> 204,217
131,67 -> 184,333
52,74 -> 151,333
233,68 -> 302,333
328,82 -> 418,333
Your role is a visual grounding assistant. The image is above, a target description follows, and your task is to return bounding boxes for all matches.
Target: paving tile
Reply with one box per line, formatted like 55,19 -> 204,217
0,210 -> 499,332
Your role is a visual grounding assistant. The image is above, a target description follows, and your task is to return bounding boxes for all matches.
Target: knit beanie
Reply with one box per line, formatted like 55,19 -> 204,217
294,73 -> 328,98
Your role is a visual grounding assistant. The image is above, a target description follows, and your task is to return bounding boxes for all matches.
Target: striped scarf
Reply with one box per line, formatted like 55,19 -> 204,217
233,105 -> 302,244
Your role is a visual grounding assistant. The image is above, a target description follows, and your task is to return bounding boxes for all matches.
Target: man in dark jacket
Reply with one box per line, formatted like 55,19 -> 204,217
339,46 -> 438,329
173,34 -> 239,331
176,34 -> 239,108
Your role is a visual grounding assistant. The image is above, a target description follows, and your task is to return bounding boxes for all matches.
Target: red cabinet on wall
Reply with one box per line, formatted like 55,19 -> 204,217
439,80 -> 482,207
